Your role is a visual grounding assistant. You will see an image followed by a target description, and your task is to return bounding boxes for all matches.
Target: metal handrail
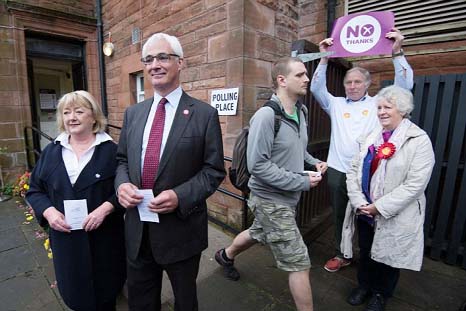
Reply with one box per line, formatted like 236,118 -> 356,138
24,126 -> 54,170
23,123 -> 249,233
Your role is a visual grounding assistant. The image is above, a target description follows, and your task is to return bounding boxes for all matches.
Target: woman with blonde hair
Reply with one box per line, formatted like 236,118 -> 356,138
27,90 -> 126,311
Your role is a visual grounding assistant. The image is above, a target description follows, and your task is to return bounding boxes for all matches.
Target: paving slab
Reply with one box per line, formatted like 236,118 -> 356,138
0,227 -> 27,252
0,270 -> 63,311
2,198 -> 466,311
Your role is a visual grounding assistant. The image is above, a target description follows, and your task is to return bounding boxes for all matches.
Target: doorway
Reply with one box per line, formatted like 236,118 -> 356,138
29,58 -> 75,149
25,34 -> 87,153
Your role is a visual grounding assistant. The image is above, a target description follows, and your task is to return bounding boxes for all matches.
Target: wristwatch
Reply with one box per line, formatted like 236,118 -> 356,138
392,49 -> 404,57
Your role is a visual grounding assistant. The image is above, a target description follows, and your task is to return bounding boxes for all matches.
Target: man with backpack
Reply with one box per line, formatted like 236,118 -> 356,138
215,57 -> 326,311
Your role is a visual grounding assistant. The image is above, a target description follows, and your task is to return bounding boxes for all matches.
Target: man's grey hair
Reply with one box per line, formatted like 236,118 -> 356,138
142,33 -> 184,58
375,85 -> 414,118
344,67 -> 371,87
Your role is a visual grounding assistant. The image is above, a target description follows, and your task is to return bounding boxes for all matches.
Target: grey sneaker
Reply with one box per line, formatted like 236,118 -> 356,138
215,248 -> 240,281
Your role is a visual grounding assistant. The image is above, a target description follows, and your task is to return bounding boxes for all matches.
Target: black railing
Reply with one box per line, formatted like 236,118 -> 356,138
24,126 -> 53,170
24,123 -> 248,234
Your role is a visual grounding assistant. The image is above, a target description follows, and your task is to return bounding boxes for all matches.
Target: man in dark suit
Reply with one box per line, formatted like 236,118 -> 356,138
115,32 -> 226,311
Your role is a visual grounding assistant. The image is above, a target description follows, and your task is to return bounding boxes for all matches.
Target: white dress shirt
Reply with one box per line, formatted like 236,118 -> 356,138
55,131 -> 113,186
141,86 -> 182,173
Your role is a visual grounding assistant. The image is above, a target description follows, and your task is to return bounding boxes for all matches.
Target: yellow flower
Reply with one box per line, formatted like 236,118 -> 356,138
26,216 -> 34,221
381,147 -> 391,156
44,238 -> 50,251
48,251 -> 53,259
24,184 -> 30,190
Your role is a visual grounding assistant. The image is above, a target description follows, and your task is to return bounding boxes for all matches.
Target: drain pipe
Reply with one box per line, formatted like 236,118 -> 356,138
327,0 -> 337,37
96,0 -> 108,117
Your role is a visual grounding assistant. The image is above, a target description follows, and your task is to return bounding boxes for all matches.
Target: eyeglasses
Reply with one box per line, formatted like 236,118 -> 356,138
140,53 -> 180,65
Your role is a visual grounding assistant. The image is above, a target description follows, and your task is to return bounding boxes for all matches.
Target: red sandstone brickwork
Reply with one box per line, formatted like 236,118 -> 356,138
14,0 -> 95,17
0,1 -> 98,181
2,0 -> 464,229
101,0 -> 306,230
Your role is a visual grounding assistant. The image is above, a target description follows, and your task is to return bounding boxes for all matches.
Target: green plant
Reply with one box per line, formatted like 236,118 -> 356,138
1,183 -> 14,196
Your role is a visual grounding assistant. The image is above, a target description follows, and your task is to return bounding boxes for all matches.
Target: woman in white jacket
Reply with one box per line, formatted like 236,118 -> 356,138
342,85 -> 435,311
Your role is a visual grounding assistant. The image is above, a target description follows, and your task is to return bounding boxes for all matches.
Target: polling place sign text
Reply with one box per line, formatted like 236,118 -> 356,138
211,87 -> 239,116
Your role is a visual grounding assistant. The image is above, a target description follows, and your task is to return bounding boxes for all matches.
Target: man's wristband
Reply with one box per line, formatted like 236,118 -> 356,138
392,49 -> 404,58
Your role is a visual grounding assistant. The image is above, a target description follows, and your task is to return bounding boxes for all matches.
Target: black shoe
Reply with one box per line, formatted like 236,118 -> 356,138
215,248 -> 240,281
347,287 -> 370,306
365,294 -> 385,311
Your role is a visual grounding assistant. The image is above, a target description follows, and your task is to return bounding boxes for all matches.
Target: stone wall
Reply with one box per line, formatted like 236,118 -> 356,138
1,0 -> 464,229
102,0 -> 304,230
0,1 -> 98,182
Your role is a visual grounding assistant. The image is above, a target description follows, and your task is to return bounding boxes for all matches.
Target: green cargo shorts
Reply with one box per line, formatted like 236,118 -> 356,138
248,194 -> 311,272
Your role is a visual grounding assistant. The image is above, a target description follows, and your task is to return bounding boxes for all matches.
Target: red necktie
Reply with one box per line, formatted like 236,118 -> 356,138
141,98 -> 167,189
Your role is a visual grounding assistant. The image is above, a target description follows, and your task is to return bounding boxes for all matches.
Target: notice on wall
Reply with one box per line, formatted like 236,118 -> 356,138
329,11 -> 394,58
39,89 -> 57,110
210,87 -> 239,116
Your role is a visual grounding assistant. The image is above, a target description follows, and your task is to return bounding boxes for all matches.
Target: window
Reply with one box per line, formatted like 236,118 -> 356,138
136,73 -> 144,103
130,71 -> 145,104
345,0 -> 466,45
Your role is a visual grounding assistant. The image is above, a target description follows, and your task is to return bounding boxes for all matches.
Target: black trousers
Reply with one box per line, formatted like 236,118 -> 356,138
357,218 -> 400,298
327,167 -> 349,257
127,225 -> 201,311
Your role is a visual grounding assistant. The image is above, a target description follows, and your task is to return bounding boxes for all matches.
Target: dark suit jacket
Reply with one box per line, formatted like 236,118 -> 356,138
26,140 -> 126,311
115,91 -> 225,264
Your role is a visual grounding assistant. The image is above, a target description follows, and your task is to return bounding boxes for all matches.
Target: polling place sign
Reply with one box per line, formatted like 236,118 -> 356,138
329,11 -> 394,58
210,87 -> 239,116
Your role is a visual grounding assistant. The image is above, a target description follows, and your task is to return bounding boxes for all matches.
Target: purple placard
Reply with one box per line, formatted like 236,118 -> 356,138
328,11 -> 395,58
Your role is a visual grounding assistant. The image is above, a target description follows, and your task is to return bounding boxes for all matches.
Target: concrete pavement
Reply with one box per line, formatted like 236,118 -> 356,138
1,198 -> 466,311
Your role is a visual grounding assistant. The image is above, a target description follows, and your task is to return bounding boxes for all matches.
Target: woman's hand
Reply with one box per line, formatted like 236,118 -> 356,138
358,203 -> 379,216
315,162 -> 328,175
43,207 -> 71,233
82,201 -> 114,232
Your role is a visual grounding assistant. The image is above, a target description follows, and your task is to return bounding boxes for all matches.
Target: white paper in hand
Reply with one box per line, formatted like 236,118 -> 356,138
137,189 -> 160,223
64,199 -> 88,230
304,170 -> 321,177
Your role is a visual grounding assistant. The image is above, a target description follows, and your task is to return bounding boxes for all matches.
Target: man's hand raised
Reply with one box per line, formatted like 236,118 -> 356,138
386,27 -> 404,54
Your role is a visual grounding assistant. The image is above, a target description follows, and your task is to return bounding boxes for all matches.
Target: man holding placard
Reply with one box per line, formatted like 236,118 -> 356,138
310,27 -> 413,274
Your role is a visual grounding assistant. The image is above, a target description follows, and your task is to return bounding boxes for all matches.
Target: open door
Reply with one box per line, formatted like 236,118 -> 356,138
72,62 -> 87,91
25,34 -> 86,153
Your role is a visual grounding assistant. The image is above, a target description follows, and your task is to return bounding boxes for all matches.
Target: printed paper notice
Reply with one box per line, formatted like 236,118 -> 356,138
210,87 -> 239,116
137,189 -> 159,223
64,199 -> 88,230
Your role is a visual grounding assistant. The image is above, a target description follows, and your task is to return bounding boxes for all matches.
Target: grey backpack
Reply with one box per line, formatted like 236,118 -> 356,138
228,100 -> 282,193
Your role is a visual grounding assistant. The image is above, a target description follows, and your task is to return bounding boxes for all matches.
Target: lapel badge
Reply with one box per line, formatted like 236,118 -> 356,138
95,173 -> 101,178
183,109 -> 189,115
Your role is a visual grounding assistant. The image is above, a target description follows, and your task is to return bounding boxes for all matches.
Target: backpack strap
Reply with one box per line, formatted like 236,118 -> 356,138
263,100 -> 283,138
